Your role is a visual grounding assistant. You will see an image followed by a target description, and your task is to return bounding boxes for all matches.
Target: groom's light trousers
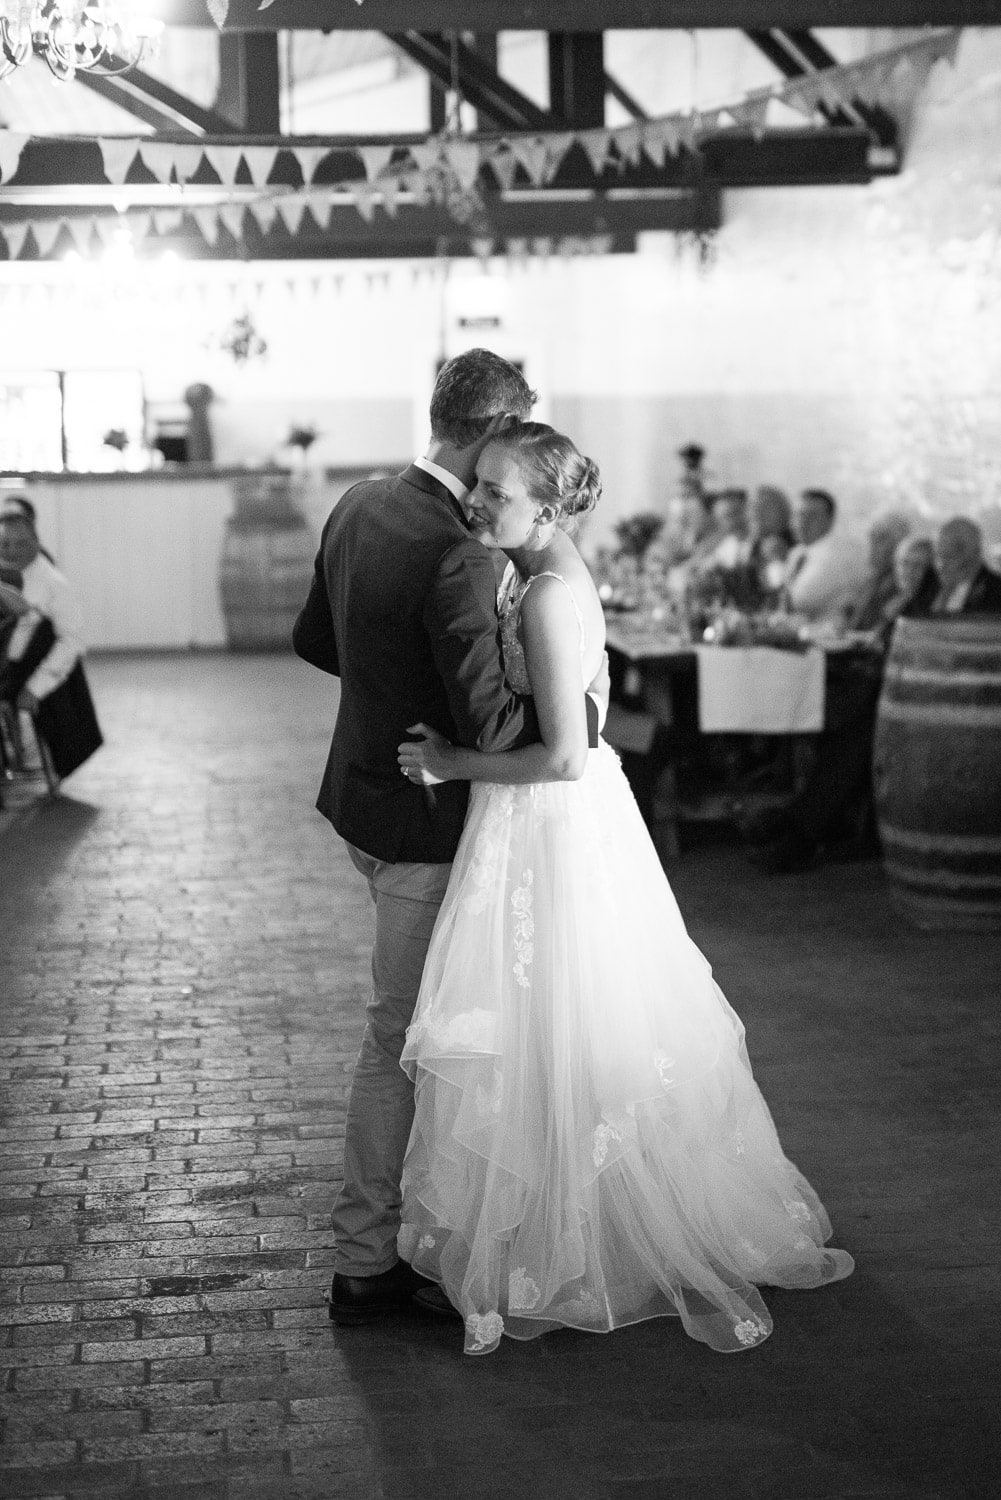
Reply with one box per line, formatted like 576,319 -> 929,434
332,843 -> 453,1276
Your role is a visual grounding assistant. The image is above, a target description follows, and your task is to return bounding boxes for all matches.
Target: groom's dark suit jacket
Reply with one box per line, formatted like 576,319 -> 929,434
293,463 -> 543,864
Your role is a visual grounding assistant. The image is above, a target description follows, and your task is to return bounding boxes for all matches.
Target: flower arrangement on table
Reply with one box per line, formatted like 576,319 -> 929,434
285,424 -> 319,453
612,511 -> 665,561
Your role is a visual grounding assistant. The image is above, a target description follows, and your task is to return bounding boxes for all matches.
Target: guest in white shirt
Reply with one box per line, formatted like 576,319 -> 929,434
785,489 -> 869,627
0,505 -> 84,713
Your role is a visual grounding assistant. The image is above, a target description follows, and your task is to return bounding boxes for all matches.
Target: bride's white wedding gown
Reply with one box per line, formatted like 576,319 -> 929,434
399,569 -> 853,1355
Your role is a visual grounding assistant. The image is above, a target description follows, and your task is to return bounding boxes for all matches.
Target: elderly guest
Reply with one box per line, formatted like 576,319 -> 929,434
890,535 -> 939,621
785,489 -> 869,627
931,516 -> 1001,615
848,511 -> 913,633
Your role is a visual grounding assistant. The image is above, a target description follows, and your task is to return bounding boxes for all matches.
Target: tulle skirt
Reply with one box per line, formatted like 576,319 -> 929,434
399,740 -> 853,1355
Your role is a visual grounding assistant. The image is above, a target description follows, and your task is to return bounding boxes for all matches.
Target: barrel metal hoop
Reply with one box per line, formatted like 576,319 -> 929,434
876,699 -> 1001,728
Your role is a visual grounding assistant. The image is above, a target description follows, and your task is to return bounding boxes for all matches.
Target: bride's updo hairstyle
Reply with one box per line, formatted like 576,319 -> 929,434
493,421 -> 602,525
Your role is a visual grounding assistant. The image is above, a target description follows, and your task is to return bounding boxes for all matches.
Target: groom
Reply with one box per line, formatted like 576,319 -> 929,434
294,350 -> 598,1324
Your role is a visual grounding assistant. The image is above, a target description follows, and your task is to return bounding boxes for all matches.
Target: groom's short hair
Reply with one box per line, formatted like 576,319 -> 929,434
430,349 -> 537,448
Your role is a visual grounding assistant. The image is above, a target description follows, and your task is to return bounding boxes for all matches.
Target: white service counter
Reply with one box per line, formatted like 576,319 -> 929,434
13,466 -> 387,651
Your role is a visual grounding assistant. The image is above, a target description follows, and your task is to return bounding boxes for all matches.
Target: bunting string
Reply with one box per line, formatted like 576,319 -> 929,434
0,28 -> 963,260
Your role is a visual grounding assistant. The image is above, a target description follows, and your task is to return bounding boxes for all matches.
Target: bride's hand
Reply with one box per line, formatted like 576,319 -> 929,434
398,723 -> 455,786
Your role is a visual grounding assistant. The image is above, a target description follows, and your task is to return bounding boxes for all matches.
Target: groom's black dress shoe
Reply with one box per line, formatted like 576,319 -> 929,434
329,1260 -> 445,1325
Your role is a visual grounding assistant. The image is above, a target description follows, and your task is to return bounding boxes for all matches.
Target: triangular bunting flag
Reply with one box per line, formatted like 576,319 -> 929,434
204,146 -> 243,186
890,47 -> 936,104
542,132 -> 575,184
661,118 -> 683,156
248,199 -> 278,237
292,147 -> 329,187
219,203 -> 245,242
640,120 -> 669,169
577,128 -> 612,176
358,145 -> 395,183
242,147 -> 278,187
97,136 -> 140,186
676,115 -> 697,151
92,217 -> 118,248
379,178 -> 400,218
937,27 -> 963,66
140,143 -> 178,183
2,222 -> 30,260
408,142 -> 442,175
64,217 -> 94,254
171,146 -> 206,184
782,85 -> 818,120
347,182 -> 376,224
486,144 -> 519,192
509,136 -> 548,187
308,196 -> 333,231
733,96 -> 771,141
153,208 -> 184,235
126,211 -> 151,244
193,207 -> 220,246
276,197 -> 308,236
32,219 -> 62,258
442,140 -> 481,191
849,57 -> 896,108
613,123 -> 644,167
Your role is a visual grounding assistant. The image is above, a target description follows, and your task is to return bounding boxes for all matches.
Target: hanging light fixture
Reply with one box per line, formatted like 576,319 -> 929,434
0,2 -> 164,83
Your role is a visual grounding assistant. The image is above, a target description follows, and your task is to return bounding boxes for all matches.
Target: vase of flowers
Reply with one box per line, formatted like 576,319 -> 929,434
613,511 -> 665,562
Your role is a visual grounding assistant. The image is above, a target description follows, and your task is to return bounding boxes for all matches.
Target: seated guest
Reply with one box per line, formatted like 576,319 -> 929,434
658,487 -> 713,569
750,485 -> 795,548
684,489 -> 761,611
930,516 -> 1001,615
694,489 -> 752,570
847,510 -> 913,633
888,535 -> 939,623
0,504 -> 101,780
1,495 -> 56,563
785,488 -> 869,627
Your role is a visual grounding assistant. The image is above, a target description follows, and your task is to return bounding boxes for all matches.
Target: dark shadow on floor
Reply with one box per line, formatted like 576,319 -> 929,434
326,1266 -> 997,1500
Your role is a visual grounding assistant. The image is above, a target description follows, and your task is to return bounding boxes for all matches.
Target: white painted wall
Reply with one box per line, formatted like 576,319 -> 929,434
1,28 -> 998,565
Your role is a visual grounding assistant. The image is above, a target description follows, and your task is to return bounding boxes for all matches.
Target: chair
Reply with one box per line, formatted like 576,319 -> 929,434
0,698 -> 60,798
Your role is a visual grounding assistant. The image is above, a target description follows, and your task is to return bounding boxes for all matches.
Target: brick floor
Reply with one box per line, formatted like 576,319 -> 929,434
1,650 -> 999,1500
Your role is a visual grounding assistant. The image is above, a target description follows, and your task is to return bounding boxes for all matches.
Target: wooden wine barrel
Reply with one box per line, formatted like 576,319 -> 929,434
873,615 -> 1001,929
218,473 -> 315,650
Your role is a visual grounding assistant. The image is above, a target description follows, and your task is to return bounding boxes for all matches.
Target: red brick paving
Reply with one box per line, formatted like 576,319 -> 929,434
1,651 -> 999,1499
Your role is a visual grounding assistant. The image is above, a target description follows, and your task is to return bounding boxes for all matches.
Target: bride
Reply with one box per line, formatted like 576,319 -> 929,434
396,422 -> 853,1357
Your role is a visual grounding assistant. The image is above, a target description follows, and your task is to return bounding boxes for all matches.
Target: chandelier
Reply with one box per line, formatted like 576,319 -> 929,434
0,2 -> 163,82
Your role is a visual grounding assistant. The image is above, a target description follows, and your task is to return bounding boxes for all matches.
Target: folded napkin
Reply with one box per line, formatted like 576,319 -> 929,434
695,645 -> 825,733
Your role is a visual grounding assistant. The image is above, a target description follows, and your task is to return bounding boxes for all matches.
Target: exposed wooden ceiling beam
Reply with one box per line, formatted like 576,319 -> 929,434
150,2 -> 996,30
77,65 -> 240,135
605,74 -> 649,122
386,31 -> 557,131
216,33 -> 281,133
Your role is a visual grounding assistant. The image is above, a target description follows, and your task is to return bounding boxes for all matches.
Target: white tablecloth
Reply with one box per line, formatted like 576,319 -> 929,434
695,645 -> 826,733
